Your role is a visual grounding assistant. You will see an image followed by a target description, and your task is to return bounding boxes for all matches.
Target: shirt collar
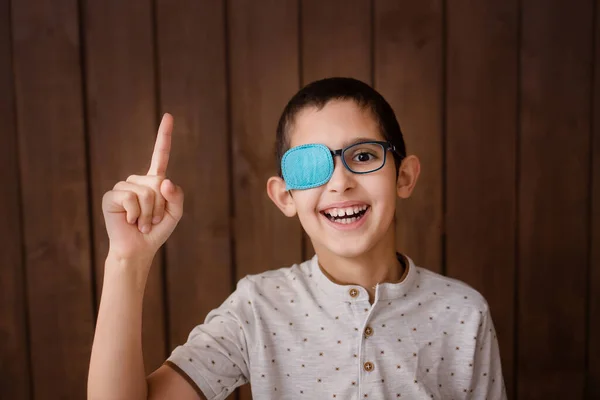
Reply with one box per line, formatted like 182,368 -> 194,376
309,252 -> 418,302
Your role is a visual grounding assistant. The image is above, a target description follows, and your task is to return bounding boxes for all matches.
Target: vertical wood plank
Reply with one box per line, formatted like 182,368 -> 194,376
445,0 -> 518,395
300,0 -> 372,258
588,0 -> 599,397
154,0 -> 233,352
301,0 -> 371,82
518,0 -> 593,397
0,0 -> 31,397
228,0 -> 301,278
10,0 -> 95,397
228,0 -> 301,397
83,0 -> 166,372
374,0 -> 444,273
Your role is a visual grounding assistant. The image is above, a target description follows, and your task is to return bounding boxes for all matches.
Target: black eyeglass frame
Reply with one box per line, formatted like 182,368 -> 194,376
330,140 -> 403,175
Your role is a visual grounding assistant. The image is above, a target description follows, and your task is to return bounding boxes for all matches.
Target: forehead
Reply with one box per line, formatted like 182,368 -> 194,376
288,100 -> 384,149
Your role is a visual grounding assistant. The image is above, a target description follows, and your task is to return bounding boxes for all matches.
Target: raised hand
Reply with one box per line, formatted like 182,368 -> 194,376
101,113 -> 184,263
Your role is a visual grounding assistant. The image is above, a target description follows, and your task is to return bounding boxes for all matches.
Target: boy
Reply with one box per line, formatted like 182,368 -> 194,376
88,78 -> 506,399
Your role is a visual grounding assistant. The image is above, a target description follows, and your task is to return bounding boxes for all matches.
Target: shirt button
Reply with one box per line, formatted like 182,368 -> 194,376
349,288 -> 359,298
364,326 -> 374,337
363,361 -> 374,372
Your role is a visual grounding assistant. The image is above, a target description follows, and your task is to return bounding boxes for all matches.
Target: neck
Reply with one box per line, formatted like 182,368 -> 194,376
313,228 -> 405,303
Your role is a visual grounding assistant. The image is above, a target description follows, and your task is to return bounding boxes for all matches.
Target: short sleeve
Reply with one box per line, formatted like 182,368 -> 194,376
165,277 -> 254,400
471,307 -> 507,399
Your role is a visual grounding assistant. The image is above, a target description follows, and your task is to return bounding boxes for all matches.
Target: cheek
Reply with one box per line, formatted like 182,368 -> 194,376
362,177 -> 398,222
292,190 -> 321,217
364,173 -> 397,203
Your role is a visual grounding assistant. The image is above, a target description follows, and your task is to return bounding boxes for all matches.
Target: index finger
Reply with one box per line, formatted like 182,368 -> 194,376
148,113 -> 173,176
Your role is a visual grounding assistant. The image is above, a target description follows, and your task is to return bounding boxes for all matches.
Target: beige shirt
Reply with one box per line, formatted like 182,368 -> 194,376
166,253 -> 507,399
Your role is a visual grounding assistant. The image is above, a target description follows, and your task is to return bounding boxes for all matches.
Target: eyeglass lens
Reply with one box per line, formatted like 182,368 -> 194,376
342,142 -> 386,173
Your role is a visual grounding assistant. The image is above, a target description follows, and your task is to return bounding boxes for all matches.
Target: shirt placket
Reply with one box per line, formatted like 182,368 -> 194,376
346,286 -> 379,399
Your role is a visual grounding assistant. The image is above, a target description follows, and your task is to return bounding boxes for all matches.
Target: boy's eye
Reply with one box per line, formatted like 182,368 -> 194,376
344,142 -> 385,171
352,152 -> 377,162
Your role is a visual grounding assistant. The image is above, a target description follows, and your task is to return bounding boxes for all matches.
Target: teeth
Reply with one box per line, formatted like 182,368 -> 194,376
322,205 -> 369,225
323,204 -> 368,218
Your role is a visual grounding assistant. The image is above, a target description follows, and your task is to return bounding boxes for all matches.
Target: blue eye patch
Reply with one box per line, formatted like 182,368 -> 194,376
281,144 -> 334,190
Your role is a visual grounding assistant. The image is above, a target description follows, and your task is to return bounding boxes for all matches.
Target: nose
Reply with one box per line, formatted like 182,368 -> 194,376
327,155 -> 355,193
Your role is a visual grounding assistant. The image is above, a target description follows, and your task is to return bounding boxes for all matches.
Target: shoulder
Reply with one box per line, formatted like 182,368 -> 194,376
233,258 -> 314,298
415,266 -> 490,314
203,259 -> 313,329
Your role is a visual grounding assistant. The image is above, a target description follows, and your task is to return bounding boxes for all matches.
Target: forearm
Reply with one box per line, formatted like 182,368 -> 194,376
88,253 -> 153,400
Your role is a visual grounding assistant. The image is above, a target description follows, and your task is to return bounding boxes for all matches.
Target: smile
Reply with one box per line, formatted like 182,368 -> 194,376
320,205 -> 371,230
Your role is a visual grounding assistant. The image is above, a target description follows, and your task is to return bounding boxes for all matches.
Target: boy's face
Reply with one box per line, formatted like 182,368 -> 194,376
268,100 -> 415,259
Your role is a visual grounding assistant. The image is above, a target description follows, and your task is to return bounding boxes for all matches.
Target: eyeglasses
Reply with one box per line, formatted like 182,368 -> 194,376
330,140 -> 399,174
281,140 -> 403,191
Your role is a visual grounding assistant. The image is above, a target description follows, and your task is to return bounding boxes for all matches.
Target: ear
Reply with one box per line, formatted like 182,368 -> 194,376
396,155 -> 421,199
267,176 -> 297,217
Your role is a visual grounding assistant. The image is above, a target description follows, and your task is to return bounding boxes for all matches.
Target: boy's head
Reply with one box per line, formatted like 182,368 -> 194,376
267,77 -> 420,259
275,77 -> 406,177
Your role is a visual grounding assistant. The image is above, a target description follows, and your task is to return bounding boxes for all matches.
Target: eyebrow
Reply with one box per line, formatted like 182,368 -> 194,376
339,137 -> 380,148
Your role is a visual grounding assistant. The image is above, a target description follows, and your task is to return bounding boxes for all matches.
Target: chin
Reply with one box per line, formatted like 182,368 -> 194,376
318,237 -> 375,259
304,210 -> 394,259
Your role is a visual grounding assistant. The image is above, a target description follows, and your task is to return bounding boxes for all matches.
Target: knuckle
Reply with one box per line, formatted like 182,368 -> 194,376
123,191 -> 137,202
102,190 -> 112,205
150,177 -> 163,192
139,188 -> 154,203
113,181 -> 125,190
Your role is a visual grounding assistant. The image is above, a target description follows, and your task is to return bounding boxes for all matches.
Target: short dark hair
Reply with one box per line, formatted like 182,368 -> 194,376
275,77 -> 407,177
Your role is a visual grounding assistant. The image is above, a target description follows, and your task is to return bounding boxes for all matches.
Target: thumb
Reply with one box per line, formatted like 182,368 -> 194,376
160,179 -> 184,220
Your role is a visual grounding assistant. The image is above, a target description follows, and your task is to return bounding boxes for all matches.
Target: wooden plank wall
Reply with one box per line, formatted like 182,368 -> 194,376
518,1 -> 593,398
445,0 -> 518,395
0,0 -> 597,399
9,1 -> 95,399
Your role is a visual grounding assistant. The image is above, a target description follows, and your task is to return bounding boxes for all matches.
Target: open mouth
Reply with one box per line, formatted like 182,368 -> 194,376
320,205 -> 370,225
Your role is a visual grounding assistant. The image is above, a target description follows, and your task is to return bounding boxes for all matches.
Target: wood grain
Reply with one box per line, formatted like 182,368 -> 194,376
83,0 -> 166,373
587,0 -> 600,397
228,0 -> 302,277
228,0 -> 301,398
518,0 -> 593,397
374,0 -> 444,273
445,0 -> 518,395
301,0 -> 371,83
0,0 -> 30,396
154,0 -> 234,354
10,0 -> 95,397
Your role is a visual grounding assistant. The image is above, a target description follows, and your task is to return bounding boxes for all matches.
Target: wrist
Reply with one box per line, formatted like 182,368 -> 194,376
105,251 -> 154,284
106,248 -> 154,266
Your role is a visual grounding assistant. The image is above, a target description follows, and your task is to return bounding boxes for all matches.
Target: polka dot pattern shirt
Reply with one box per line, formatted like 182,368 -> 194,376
166,253 -> 507,399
